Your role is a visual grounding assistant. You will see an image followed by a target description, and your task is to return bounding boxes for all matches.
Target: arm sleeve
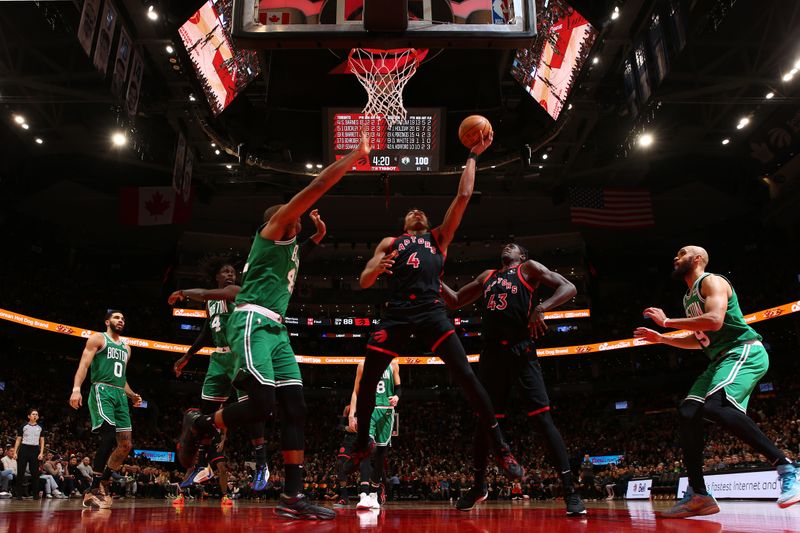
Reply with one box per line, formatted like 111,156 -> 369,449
187,320 -> 211,356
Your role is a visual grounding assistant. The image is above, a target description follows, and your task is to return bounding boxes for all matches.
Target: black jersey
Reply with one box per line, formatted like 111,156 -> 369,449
481,266 -> 535,342
385,232 -> 445,308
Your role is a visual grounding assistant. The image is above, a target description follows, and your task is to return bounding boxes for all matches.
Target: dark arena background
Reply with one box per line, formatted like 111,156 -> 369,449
1,0 -> 800,531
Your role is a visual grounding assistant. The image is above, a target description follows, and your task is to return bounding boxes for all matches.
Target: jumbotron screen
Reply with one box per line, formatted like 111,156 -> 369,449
324,108 -> 443,172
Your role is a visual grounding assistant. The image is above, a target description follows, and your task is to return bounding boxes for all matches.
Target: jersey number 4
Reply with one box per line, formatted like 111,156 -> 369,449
486,293 -> 508,311
406,252 -> 420,269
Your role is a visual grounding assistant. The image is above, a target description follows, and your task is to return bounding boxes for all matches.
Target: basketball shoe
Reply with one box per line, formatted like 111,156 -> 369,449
252,463 -> 270,491
658,487 -> 719,518
777,463 -> 800,509
566,491 -> 587,516
275,493 -> 336,520
456,484 -> 488,511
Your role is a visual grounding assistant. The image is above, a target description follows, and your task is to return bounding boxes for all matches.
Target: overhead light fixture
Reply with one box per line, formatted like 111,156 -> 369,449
721,138 -> 730,145
210,142 -> 216,147
567,103 -> 573,110
111,131 -> 127,147
538,165 -> 543,169
165,45 -> 174,54
35,137 -> 43,145
765,91 -> 775,99
783,72 -> 793,82
21,123 -> 29,130
736,117 -> 750,130
792,68 -> 799,76
305,163 -> 313,169
541,153 -> 548,160
13,114 -> 25,124
638,132 -> 654,147
189,94 -> 196,102
592,56 -> 599,65
611,6 -> 620,20
214,149 -> 221,155
147,5 -> 158,21
225,164 -> 233,169
315,164 -> 323,169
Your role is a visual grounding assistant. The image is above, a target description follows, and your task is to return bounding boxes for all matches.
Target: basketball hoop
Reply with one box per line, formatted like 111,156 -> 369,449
348,48 -> 422,127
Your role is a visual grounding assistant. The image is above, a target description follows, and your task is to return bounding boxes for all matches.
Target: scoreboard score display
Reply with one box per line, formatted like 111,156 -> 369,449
325,108 -> 443,172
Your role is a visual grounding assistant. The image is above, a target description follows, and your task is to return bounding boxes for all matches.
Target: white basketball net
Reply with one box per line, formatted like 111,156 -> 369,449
348,48 -> 421,127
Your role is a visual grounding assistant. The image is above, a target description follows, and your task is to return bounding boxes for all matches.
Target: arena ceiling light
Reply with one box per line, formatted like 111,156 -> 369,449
165,45 -> 174,54
783,72 -> 793,82
189,94 -> 196,102
13,114 -> 25,124
214,149 -> 221,155
736,117 -> 750,129
225,164 -> 233,169
146,5 -> 159,21
637,132 -> 654,148
592,57 -> 599,65
21,123 -> 30,130
305,163 -> 313,169
111,131 -> 127,147
35,137 -> 43,144
721,138 -> 730,145
541,153 -> 548,160
315,164 -> 323,169
765,92 -> 775,99
611,6 -> 620,20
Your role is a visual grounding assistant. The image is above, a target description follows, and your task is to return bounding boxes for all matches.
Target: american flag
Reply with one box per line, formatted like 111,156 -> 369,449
569,187 -> 655,229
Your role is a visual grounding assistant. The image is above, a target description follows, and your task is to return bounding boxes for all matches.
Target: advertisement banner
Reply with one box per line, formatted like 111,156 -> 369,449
677,471 -> 780,499
134,450 -> 175,463
626,479 -> 653,499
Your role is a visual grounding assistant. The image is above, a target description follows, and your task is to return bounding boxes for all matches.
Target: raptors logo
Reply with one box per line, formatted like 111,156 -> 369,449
372,330 -> 388,343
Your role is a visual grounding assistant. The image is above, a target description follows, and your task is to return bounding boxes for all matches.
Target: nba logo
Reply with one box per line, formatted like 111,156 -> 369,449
492,0 -> 513,24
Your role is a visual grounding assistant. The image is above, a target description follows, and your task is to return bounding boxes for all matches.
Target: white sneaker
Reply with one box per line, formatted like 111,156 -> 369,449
0,491 -> 11,499
368,492 -> 381,510
45,493 -> 53,499
356,492 -> 372,510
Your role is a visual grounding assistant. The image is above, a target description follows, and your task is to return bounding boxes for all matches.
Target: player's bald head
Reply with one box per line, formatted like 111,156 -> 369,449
684,245 -> 709,267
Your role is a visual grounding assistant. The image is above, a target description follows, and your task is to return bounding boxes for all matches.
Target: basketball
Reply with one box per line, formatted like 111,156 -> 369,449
458,115 -> 492,148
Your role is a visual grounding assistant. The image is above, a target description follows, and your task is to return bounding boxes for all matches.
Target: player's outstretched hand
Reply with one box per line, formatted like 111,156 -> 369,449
309,209 -> 326,235
69,391 -> 82,410
634,327 -> 663,343
174,354 -> 191,377
643,307 -> 668,327
378,250 -> 398,276
470,130 -> 494,156
167,290 -> 185,305
357,130 -> 371,157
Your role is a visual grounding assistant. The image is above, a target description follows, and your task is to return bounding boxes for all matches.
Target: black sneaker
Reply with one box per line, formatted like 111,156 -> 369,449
339,441 -> 375,476
566,492 -> 587,516
177,408 -> 206,469
275,493 -> 336,520
456,485 -> 488,511
497,450 -> 525,480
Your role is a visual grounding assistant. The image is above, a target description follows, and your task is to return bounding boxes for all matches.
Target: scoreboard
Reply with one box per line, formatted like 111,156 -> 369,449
325,108 -> 443,172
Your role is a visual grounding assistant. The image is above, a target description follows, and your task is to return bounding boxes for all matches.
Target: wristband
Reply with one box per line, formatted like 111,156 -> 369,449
467,152 -> 478,162
394,385 -> 402,399
72,387 -> 80,393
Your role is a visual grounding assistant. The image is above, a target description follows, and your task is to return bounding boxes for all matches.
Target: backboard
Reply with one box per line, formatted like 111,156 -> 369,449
231,0 -> 536,49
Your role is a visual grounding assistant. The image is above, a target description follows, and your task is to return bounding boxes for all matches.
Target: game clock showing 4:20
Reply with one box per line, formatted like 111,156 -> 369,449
325,108 -> 443,172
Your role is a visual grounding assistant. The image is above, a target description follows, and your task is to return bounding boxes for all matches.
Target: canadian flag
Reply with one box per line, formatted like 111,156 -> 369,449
259,10 -> 291,24
120,186 -> 192,226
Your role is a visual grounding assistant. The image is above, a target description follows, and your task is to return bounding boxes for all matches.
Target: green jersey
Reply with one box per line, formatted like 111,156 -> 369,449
91,333 -> 130,387
235,231 -> 300,318
207,299 -> 232,348
375,365 -> 395,407
682,273 -> 761,360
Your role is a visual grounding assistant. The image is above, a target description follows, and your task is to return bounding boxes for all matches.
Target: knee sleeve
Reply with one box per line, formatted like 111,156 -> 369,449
93,423 -> 117,471
679,399 -> 704,424
277,386 -> 306,451
248,383 -> 277,416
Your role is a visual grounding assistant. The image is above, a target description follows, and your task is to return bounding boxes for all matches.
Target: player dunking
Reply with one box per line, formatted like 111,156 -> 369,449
343,134 -> 524,482
69,310 -> 142,509
634,246 -> 800,517
442,243 -> 586,515
177,135 -> 370,520
168,211 -> 327,500
347,359 -> 401,510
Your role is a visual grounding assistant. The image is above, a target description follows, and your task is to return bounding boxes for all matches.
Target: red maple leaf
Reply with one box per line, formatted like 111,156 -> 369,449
269,14 -> 280,22
145,191 -> 171,218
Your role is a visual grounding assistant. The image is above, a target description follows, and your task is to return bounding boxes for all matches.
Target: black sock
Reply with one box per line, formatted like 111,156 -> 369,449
473,469 -> 486,488
253,444 -> 266,468
101,466 -> 114,481
561,470 -> 575,494
285,464 -> 303,496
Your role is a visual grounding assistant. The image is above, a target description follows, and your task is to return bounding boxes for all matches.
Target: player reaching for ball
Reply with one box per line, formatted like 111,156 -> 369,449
341,124 -> 524,484
634,245 -> 800,518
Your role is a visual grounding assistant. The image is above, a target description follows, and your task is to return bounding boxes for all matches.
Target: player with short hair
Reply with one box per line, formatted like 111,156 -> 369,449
442,243 -> 586,515
168,211 -> 327,502
344,359 -> 401,510
177,134 -> 370,520
343,134 -> 524,483
70,310 -> 142,509
635,245 -> 800,517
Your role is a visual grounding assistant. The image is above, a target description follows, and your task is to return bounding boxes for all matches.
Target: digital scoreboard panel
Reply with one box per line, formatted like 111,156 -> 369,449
324,108 -> 443,172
